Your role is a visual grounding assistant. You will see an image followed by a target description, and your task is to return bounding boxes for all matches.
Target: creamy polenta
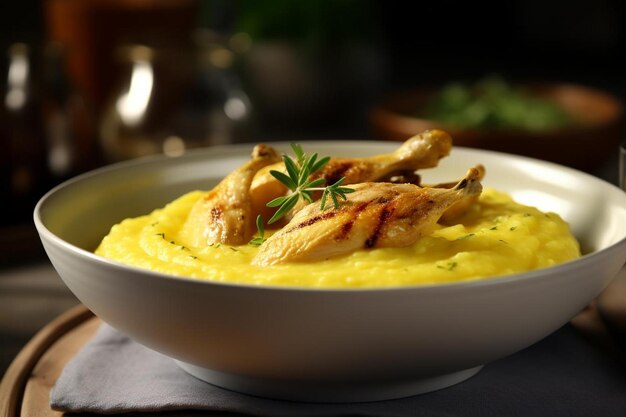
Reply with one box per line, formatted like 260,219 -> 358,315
96,188 -> 580,288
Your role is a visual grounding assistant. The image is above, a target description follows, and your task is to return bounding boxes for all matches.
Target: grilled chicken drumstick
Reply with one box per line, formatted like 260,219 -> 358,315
180,144 -> 280,246
253,167 -> 483,266
433,164 -> 485,223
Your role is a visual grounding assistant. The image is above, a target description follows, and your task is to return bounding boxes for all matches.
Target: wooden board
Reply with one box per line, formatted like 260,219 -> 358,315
0,305 -> 95,417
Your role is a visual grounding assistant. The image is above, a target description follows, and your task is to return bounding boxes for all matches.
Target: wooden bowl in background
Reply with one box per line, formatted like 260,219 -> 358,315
369,84 -> 624,172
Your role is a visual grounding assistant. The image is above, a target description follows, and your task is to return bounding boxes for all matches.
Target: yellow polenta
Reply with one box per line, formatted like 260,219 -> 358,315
95,188 -> 580,288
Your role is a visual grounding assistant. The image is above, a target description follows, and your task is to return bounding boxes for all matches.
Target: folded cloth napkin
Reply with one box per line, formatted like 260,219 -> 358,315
51,324 -> 626,417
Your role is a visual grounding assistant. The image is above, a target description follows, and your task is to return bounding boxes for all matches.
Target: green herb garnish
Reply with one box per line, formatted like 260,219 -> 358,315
437,261 -> 458,271
249,215 -> 267,247
265,143 -> 355,225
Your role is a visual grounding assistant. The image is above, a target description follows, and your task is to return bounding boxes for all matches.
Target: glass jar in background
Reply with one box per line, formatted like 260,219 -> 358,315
42,42 -> 98,179
1,41 -> 98,226
99,36 -> 254,162
168,29 -> 254,148
99,45 -> 164,161
0,43 -> 49,226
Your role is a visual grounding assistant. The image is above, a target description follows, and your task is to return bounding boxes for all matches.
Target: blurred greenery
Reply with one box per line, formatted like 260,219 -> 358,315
421,76 -> 574,132
229,0 -> 378,47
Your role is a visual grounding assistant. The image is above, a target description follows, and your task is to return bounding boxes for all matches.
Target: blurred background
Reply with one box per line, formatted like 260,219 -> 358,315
1,0 -> 625,373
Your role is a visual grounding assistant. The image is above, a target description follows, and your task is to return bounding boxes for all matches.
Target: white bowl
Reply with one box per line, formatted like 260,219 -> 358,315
34,142 -> 626,402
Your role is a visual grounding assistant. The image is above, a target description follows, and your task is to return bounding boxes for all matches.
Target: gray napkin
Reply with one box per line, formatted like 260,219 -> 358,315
51,323 -> 626,416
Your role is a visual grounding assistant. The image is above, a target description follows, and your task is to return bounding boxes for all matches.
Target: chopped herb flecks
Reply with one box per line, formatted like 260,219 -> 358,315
437,261 -> 458,271
457,233 -> 475,240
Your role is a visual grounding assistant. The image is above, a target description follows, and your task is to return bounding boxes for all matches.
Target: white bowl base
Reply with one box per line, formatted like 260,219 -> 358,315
175,360 -> 483,403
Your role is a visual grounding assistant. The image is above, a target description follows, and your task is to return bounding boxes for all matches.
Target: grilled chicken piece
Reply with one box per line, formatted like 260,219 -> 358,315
431,164 -> 486,223
250,129 -> 453,223
253,167 -> 483,266
368,165 -> 486,222
180,144 -> 280,247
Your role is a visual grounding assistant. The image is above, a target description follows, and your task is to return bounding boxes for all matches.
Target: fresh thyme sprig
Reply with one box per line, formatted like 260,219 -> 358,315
265,143 -> 355,225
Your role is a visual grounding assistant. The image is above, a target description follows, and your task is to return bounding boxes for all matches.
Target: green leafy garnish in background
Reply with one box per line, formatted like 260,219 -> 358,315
420,76 -> 573,132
